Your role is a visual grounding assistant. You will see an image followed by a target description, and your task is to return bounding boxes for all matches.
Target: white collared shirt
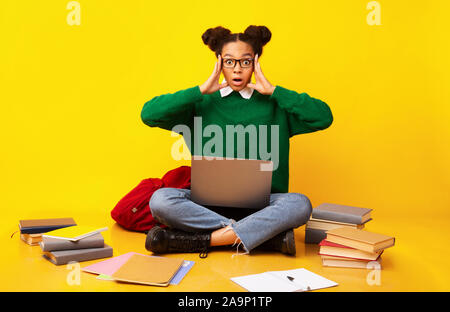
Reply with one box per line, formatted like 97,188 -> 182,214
219,78 -> 254,99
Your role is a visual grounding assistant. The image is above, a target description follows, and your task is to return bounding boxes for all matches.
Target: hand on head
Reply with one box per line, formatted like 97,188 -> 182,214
200,53 -> 275,96
199,55 -> 229,95
246,54 -> 276,95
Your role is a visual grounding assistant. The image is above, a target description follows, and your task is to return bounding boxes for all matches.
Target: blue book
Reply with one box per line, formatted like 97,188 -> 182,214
170,260 -> 195,285
19,218 -> 77,234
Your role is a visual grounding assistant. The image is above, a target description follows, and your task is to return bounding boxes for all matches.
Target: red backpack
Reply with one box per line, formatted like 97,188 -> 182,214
111,166 -> 191,232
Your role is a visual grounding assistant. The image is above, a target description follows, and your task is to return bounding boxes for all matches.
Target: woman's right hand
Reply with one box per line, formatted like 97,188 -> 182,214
199,55 -> 229,94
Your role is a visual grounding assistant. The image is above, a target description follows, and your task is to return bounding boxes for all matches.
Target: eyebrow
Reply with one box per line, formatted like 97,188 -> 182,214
223,53 -> 253,58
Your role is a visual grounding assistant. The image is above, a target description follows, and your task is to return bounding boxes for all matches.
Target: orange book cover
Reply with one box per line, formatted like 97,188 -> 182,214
326,227 -> 395,252
111,253 -> 184,286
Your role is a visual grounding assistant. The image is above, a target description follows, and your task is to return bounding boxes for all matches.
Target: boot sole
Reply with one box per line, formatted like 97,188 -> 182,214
284,230 -> 296,256
145,225 -> 165,253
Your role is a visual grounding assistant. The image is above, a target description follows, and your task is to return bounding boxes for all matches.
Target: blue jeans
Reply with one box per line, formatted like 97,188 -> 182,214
149,188 -> 312,253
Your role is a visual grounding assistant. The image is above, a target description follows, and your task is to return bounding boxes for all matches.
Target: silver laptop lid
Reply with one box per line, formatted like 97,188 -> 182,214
191,156 -> 273,209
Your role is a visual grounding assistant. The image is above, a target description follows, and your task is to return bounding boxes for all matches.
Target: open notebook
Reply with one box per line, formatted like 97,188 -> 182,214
42,226 -> 107,241
231,268 -> 338,292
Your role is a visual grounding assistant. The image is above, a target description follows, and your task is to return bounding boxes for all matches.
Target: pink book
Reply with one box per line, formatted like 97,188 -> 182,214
82,252 -> 137,275
319,239 -> 355,249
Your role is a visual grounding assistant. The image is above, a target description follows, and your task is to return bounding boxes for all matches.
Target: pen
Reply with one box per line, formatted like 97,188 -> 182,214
286,276 -> 311,291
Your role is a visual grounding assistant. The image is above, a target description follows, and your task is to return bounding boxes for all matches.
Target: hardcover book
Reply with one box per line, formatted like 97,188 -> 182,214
312,203 -> 372,225
326,227 -> 395,253
319,239 -> 382,261
321,256 -> 382,269
39,233 -> 104,251
19,218 -> 77,234
20,233 -> 42,245
42,244 -> 113,265
307,218 -> 365,231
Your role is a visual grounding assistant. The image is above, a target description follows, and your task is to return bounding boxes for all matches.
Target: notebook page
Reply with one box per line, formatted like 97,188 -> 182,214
231,272 -> 298,292
269,268 -> 338,291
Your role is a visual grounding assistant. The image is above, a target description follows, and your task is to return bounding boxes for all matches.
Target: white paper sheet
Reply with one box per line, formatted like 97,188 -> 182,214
231,268 -> 338,292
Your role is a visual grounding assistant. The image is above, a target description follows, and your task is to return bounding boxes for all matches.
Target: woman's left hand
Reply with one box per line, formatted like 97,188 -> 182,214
247,54 -> 276,95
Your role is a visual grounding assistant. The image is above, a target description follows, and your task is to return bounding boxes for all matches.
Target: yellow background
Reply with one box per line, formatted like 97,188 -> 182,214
1,0 -> 449,291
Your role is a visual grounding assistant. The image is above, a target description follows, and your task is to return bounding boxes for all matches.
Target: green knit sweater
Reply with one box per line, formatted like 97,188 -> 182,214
141,85 -> 333,193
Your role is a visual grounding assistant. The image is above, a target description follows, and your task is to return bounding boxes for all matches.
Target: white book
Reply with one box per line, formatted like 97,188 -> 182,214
231,268 -> 338,292
42,226 -> 108,242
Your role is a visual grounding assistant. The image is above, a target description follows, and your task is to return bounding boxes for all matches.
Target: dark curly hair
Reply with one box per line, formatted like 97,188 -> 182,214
201,25 -> 272,58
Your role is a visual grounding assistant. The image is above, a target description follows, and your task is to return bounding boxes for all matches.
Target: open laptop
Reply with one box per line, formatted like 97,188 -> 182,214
190,156 -> 273,209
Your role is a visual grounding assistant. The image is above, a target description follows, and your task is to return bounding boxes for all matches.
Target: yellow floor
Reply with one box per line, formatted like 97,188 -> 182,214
2,212 -> 450,292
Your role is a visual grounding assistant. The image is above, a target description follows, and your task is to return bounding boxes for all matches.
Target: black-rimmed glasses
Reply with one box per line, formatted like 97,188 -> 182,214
222,57 -> 254,68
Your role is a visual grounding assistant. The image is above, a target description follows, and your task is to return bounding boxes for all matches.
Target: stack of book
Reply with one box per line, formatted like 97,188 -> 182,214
305,203 -> 372,244
40,225 -> 113,265
305,203 -> 395,269
18,218 -> 77,246
319,227 -> 395,269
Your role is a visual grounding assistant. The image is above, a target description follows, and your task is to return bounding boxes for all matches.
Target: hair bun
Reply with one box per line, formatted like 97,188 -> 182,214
243,25 -> 272,46
201,26 -> 232,51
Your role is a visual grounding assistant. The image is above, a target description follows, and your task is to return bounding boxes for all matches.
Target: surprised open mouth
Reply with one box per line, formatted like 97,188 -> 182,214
231,78 -> 244,86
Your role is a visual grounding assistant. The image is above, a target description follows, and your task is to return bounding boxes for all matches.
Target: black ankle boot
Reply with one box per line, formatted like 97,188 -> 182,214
256,229 -> 296,256
145,226 -> 211,258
